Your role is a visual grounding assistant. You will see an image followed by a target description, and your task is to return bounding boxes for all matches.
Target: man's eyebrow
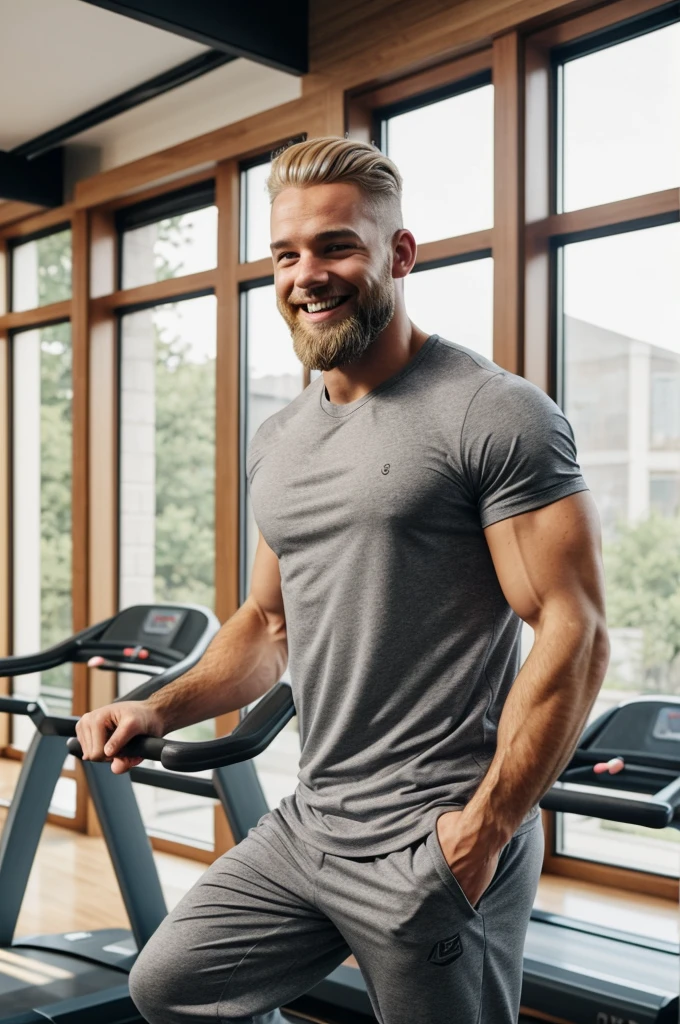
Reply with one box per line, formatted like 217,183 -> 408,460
270,229 -> 363,252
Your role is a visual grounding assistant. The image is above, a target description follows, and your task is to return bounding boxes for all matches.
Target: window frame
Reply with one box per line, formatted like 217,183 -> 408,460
526,0 -> 680,899
0,0 -> 677,891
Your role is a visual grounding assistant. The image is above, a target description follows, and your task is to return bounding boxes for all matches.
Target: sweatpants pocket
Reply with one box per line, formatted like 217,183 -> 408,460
425,820 -> 481,919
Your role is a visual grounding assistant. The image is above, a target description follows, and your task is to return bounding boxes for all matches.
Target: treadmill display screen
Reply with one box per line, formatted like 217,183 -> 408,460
143,608 -> 185,636
652,706 -> 680,742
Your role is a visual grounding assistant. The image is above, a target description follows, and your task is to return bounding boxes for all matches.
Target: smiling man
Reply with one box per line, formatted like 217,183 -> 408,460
77,137 -> 609,1024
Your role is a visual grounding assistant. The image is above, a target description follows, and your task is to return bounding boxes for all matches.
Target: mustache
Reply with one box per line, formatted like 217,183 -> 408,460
288,291 -> 351,306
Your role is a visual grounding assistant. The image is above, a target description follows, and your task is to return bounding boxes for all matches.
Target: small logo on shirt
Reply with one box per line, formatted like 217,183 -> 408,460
381,464 -> 391,476
428,933 -> 463,966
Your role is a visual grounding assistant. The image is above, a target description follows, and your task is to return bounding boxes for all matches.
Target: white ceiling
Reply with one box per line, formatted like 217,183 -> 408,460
0,0 -> 210,150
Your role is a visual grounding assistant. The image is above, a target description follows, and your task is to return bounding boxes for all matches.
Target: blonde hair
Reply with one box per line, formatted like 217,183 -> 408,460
267,136 -> 403,237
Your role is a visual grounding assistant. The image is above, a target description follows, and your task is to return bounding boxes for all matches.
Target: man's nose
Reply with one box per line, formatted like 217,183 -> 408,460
294,254 -> 330,292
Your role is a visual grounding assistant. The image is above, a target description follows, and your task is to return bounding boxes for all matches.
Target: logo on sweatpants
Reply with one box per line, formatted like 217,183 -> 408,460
428,934 -> 463,966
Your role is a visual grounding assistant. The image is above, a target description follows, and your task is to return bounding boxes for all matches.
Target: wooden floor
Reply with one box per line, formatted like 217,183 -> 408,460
1,759 -> 677,945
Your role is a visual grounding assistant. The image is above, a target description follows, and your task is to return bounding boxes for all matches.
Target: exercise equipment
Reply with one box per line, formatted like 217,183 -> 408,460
4,606 -> 678,1023
70,690 -> 680,1024
0,603 -> 219,1024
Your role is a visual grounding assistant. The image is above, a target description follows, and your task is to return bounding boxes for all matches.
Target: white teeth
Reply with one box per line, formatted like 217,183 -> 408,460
306,297 -> 345,313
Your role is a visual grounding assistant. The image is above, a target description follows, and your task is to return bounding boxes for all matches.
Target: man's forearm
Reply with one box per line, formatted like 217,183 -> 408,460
462,608 -> 610,846
145,598 -> 288,733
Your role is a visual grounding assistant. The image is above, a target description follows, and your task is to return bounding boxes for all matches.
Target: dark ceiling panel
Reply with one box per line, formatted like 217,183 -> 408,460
79,0 -> 308,75
0,149 -> 64,207
13,51 -> 234,161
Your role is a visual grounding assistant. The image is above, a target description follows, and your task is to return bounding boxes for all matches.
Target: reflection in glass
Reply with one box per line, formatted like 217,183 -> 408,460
12,322 -> 73,776
405,258 -> 493,360
384,85 -> 494,243
121,207 -> 217,289
11,228 -> 72,312
560,223 -> 680,882
562,23 -> 680,211
119,295 -> 217,846
243,282 -> 303,809
242,161 -> 272,263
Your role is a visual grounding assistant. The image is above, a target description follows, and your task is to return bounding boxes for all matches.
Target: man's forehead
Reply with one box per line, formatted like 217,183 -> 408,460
271,183 -> 376,231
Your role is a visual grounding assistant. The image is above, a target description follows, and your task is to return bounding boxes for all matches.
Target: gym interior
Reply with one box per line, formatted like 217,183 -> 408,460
1,1 -> 679,1022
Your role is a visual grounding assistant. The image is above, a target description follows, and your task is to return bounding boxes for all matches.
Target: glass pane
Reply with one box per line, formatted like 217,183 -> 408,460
119,295 -> 217,846
242,161 -> 272,263
560,222 -> 680,882
384,85 -> 493,243
11,228 -> 72,312
121,207 -> 217,289
243,283 -> 304,595
562,23 -> 680,211
243,282 -> 304,809
12,322 -> 73,753
405,259 -> 493,360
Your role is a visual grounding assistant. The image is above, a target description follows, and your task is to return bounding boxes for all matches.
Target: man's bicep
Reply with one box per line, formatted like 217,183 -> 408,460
483,491 -> 606,629
247,531 -> 287,640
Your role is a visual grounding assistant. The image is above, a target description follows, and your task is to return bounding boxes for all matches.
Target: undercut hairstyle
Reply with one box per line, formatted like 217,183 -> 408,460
267,136 -> 404,239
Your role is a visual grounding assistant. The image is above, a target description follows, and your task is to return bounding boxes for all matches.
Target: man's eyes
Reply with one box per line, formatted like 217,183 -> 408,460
276,244 -> 355,263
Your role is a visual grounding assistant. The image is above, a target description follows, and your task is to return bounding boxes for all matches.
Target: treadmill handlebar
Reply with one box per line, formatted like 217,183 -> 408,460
67,682 -> 295,773
540,781 -> 673,828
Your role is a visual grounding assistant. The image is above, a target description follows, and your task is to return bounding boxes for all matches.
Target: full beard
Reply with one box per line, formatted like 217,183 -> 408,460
277,262 -> 396,372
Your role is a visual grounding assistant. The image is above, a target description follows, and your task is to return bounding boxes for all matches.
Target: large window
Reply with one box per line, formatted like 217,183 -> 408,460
378,75 -> 494,359
118,294 -> 217,847
241,158 -> 273,263
9,227 -> 75,766
560,20 -> 680,211
554,14 -> 680,881
405,258 -> 494,360
382,79 -> 494,242
119,186 -> 217,289
11,228 -> 72,312
241,280 -> 304,810
10,320 -> 74,817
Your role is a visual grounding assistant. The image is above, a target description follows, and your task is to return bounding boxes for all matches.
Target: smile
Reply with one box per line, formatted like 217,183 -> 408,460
301,296 -> 350,313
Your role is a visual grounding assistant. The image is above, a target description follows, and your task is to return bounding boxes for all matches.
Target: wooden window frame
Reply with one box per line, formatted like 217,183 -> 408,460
0,0 -> 678,891
526,0 -> 680,898
0,218 -> 86,832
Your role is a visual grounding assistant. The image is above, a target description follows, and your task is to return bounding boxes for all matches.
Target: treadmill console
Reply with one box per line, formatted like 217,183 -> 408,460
652,706 -> 680,742
99,604 -> 208,658
142,608 -> 187,644
584,697 -> 680,769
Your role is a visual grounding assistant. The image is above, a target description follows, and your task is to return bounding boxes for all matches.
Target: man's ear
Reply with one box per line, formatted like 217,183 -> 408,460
391,229 -> 417,279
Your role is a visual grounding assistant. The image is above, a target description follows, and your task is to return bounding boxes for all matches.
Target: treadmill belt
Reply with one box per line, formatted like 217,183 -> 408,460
0,948 -> 124,1014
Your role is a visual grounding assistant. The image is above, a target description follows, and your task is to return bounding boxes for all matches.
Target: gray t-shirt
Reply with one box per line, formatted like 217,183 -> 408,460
247,335 -> 587,855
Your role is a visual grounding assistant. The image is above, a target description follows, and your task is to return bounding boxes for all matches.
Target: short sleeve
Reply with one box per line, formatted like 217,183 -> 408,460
461,372 -> 588,528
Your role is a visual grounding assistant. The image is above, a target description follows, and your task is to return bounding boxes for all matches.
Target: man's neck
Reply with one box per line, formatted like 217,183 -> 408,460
322,318 -> 430,406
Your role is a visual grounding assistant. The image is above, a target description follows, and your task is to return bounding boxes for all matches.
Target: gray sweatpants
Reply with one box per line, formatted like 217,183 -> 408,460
130,808 -> 543,1024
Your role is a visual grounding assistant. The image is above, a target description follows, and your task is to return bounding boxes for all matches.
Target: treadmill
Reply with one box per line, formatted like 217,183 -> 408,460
0,603 -> 221,1024
66,687 -> 680,1024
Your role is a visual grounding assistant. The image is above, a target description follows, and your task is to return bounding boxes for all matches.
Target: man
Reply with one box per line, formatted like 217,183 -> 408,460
77,136 -> 609,1024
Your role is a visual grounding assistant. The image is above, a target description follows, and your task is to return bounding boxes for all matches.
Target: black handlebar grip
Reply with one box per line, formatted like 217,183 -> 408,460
540,784 -> 672,828
67,737 -> 84,758
67,734 -> 166,762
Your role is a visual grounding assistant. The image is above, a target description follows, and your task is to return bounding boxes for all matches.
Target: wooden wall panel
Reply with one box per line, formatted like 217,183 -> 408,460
0,202 -> 43,230
306,0 -> 602,94
74,96 -> 329,212
492,32 -> 524,374
215,161 -> 242,629
71,210 -> 89,783
524,36 -> 553,394
0,326 -> 9,748
214,160 -> 242,856
0,206 -> 74,241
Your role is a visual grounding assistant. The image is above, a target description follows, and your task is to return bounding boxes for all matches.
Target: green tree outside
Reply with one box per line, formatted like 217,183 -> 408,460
604,514 -> 680,693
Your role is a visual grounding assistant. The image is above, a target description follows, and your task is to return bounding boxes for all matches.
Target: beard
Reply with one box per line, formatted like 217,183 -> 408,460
277,260 -> 395,371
